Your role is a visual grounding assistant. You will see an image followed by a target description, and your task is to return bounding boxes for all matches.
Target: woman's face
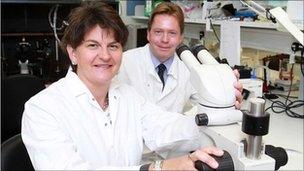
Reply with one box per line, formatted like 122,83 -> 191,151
67,25 -> 122,86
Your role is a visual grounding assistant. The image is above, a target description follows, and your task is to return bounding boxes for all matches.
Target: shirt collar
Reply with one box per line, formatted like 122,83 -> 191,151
149,47 -> 174,71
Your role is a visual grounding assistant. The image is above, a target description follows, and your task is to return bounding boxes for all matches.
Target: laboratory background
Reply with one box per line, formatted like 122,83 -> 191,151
1,0 -> 303,170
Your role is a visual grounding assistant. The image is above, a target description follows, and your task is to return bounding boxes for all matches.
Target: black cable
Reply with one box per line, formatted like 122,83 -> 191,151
271,93 -> 298,100
209,18 -> 221,44
265,99 -> 304,118
266,8 -> 276,24
265,64 -> 304,119
301,48 -> 304,77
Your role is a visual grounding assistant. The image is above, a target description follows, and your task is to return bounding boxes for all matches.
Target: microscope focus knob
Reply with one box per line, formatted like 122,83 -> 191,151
194,150 -> 234,171
195,113 -> 209,126
265,145 -> 288,170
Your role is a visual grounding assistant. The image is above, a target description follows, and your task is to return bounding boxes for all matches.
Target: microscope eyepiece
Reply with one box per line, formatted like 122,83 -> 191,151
191,44 -> 206,58
176,43 -> 190,60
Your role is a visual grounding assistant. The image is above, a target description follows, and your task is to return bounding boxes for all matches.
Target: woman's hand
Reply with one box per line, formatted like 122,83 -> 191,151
233,69 -> 243,109
158,147 -> 224,171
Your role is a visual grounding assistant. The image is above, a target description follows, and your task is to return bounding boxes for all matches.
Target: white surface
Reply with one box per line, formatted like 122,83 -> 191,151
220,21 -> 241,66
270,7 -> 304,45
263,98 -> 304,170
287,1 -> 304,28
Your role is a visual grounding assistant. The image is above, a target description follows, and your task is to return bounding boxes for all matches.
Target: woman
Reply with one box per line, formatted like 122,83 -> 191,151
22,1 -> 223,170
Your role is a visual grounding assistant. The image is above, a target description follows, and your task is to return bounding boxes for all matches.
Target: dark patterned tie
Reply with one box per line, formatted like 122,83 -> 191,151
157,63 -> 166,89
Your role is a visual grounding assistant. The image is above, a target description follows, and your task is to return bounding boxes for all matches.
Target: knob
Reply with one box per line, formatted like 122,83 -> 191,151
194,150 -> 234,171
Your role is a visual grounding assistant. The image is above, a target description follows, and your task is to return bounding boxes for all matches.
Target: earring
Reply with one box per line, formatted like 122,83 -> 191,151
71,61 -> 77,65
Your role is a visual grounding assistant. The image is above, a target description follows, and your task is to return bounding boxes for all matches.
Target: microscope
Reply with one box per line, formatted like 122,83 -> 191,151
176,44 -> 288,170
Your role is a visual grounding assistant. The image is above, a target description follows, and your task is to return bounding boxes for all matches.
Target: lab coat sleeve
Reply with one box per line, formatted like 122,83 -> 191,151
140,100 -> 201,156
21,101 -> 141,170
181,81 -> 200,115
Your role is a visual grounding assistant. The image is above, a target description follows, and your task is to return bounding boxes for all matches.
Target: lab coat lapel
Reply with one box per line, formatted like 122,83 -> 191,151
157,55 -> 179,101
144,45 -> 164,101
108,77 -> 120,127
145,45 -> 161,82
159,75 -> 177,100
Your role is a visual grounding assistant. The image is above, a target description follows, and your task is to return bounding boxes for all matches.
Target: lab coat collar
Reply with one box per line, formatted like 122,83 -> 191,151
65,70 -> 121,101
145,44 -> 160,79
65,70 -> 89,98
168,54 -> 179,80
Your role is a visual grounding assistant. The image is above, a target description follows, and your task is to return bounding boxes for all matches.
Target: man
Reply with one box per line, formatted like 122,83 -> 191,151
118,2 -> 243,114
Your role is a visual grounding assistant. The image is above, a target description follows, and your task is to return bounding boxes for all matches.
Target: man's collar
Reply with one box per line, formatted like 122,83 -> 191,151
148,46 -> 174,70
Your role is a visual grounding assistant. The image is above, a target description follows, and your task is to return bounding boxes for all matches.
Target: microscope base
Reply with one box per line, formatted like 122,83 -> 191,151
199,124 -> 275,170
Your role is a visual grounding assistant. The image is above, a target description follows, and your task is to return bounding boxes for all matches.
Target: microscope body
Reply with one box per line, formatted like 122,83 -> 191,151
190,63 -> 243,125
176,44 -> 287,170
176,44 -> 242,125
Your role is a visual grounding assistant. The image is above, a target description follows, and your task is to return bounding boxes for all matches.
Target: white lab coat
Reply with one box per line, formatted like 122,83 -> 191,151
118,44 -> 199,114
21,70 -> 200,170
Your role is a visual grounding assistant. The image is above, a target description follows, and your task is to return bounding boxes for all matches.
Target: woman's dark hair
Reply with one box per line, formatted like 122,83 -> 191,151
60,1 -> 129,71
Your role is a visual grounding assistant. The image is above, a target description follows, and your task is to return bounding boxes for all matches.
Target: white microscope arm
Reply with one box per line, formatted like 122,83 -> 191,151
240,0 -> 303,45
176,44 -> 242,125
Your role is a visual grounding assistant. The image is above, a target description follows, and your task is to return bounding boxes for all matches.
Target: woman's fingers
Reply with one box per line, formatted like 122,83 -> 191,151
201,146 -> 224,157
190,147 -> 224,169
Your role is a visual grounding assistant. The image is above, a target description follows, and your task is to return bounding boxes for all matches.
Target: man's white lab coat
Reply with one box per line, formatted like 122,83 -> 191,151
118,44 -> 199,114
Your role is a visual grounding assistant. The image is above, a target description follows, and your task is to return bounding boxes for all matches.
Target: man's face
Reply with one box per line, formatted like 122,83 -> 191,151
147,14 -> 183,62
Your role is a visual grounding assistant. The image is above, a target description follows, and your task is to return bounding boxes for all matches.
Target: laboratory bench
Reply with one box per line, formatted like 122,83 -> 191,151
263,97 -> 303,170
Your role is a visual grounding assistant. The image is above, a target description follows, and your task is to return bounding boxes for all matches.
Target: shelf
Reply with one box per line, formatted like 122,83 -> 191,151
1,33 -> 62,37
131,16 -> 149,20
131,15 -> 277,29
1,0 -> 81,4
